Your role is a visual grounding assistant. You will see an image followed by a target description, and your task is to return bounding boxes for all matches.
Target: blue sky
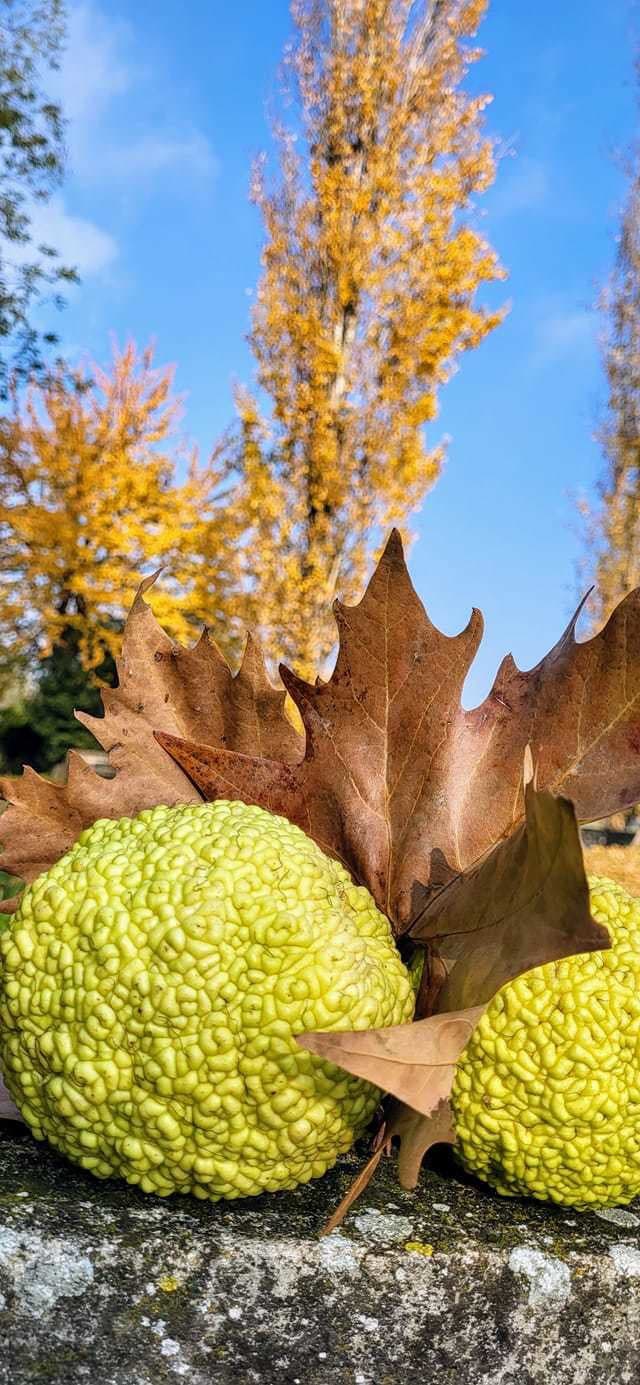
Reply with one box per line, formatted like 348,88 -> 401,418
41,0 -> 638,704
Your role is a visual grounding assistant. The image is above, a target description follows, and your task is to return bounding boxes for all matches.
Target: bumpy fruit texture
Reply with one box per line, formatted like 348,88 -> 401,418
0,801 -> 414,1201
452,877 -> 640,1208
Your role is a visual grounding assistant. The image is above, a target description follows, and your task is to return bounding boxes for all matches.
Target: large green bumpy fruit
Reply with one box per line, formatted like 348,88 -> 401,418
0,801 -> 414,1200
452,876 -> 640,1208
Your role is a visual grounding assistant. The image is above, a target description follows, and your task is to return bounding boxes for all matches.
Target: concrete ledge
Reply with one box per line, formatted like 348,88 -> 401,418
1,1122 -> 640,1383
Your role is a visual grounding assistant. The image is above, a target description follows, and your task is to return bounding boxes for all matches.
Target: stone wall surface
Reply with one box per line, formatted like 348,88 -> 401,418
1,1122 -> 640,1384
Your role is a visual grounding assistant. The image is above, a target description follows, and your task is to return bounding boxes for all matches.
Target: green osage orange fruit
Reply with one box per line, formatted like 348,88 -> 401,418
452,876 -> 640,1208
0,800 -> 414,1201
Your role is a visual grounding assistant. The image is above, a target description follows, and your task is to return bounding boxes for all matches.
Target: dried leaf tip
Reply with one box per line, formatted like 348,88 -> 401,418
523,743 -> 536,789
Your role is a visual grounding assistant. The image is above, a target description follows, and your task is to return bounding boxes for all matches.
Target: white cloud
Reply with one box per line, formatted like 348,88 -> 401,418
102,131 -> 217,181
13,2 -> 216,293
52,2 -> 216,186
56,3 -> 131,126
532,306 -> 597,367
492,156 -> 550,217
30,196 -> 118,275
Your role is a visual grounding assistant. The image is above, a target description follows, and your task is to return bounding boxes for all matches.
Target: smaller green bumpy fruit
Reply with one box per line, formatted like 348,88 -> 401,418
0,801 -> 414,1201
452,876 -> 640,1208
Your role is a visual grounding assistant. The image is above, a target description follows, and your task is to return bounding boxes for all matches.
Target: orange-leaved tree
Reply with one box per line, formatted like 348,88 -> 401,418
234,0 -> 505,674
0,341 -> 242,680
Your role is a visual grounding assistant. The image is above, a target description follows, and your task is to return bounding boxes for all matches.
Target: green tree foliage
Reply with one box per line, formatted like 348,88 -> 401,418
0,0 -> 77,392
0,631 -> 115,776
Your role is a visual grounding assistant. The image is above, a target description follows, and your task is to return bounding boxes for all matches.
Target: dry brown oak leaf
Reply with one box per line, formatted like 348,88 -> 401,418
157,529 -> 640,933
0,571 -> 301,888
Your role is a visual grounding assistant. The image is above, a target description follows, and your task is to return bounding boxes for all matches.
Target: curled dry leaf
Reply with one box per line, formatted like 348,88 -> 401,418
0,574 -> 301,889
298,1007 -> 485,1116
387,1099 -> 457,1192
410,781 -> 611,1014
158,529 -> 640,934
317,1102 -> 457,1233
318,1099 -> 457,1232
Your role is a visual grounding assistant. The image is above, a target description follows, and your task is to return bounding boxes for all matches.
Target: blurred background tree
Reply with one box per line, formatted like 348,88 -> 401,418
0,632 -> 114,775
579,64 -> 640,629
234,0 -> 505,675
576,64 -> 640,846
0,341 -> 242,773
0,0 -> 78,394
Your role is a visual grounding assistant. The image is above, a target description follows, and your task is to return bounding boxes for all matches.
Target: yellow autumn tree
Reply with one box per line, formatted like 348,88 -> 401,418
0,341 -> 241,678
234,0 -> 505,674
580,136 -> 640,627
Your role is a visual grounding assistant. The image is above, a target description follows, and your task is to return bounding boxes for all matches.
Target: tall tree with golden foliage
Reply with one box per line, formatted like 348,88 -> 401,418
234,0 -> 504,674
581,141 -> 640,627
0,341 -> 241,680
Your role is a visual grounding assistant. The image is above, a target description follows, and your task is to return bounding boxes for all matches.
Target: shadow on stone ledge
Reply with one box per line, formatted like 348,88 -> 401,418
1,1122 -> 639,1384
